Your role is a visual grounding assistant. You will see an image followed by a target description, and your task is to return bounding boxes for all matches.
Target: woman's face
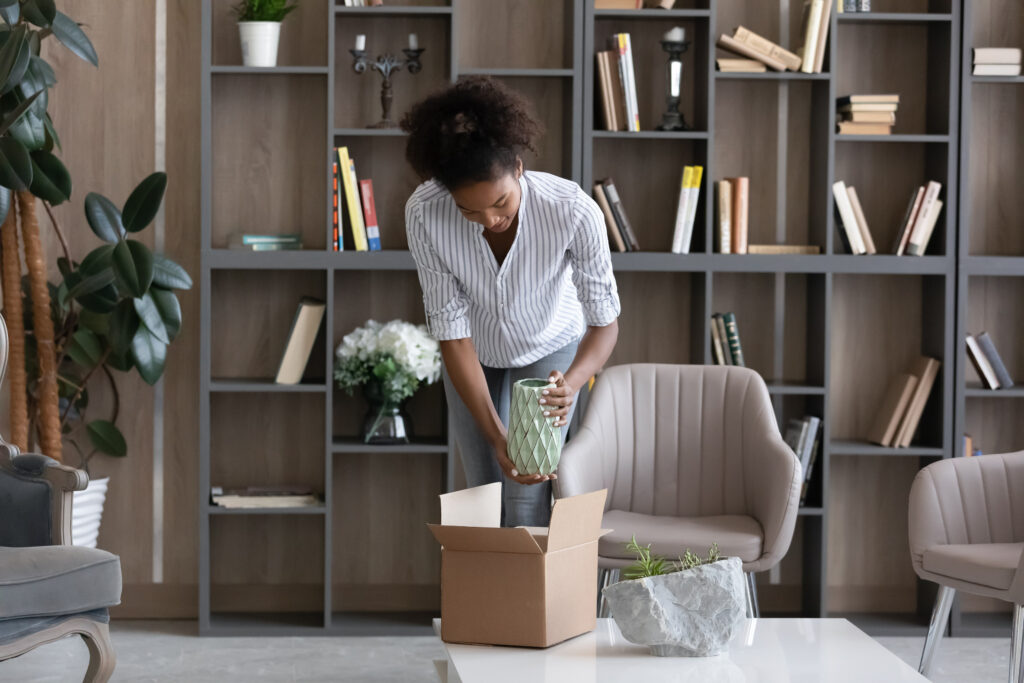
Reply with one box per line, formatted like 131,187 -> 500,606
450,161 -> 523,234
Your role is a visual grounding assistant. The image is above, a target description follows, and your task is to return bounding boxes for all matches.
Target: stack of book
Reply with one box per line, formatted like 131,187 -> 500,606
229,234 -> 302,251
867,356 -> 941,448
333,146 -> 382,252
716,58 -> 766,74
595,34 -> 640,132
710,312 -> 745,367
211,485 -> 321,509
783,415 -> 821,506
892,181 -> 943,256
832,180 -> 877,255
275,297 -> 326,385
715,177 -> 748,254
836,94 -> 899,135
670,165 -> 703,254
593,178 -> 639,252
966,332 -> 1014,390
716,26 -> 802,73
972,48 -> 1022,77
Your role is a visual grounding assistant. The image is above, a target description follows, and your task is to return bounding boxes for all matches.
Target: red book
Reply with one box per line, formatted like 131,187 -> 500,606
359,179 -> 381,251
332,161 -> 340,251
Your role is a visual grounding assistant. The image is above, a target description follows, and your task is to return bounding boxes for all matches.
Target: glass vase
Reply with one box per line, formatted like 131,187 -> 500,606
362,380 -> 412,444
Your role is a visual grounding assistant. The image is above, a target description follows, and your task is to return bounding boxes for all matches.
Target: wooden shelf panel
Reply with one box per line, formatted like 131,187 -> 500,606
211,66 -> 329,74
715,71 -> 830,81
965,256 -> 1024,275
210,379 -> 328,393
972,75 -> 1024,84
458,68 -> 574,78
837,13 -> 953,23
331,438 -> 448,454
333,6 -> 453,16
829,440 -> 944,457
592,130 -> 710,140
206,505 -> 327,515
834,134 -> 951,143
594,9 -> 711,19
333,127 -> 408,137
964,385 -> 1024,398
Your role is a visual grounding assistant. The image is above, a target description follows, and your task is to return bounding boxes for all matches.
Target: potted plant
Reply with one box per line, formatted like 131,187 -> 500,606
0,6 -> 192,547
233,0 -> 299,68
334,319 -> 440,444
602,537 -> 747,656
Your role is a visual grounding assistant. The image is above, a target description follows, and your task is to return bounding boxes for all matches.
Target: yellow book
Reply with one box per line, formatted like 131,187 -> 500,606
681,165 -> 702,254
337,147 -> 368,252
671,166 -> 695,253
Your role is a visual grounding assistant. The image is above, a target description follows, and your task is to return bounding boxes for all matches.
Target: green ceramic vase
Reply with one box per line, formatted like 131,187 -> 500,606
508,378 -> 562,476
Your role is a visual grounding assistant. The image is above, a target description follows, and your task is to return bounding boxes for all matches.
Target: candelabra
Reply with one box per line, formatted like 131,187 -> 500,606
656,27 -> 691,132
350,35 -> 424,129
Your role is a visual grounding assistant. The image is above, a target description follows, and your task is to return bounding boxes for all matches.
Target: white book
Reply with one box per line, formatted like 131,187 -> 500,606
832,181 -> 866,254
681,168 -> 702,254
966,334 -> 1001,389
800,0 -> 825,74
801,416 -> 821,475
619,34 -> 640,132
973,48 -> 1022,65
907,181 -> 942,248
973,64 -> 1022,76
906,199 -> 943,256
717,180 -> 732,254
275,298 -> 326,384
671,167 -> 691,254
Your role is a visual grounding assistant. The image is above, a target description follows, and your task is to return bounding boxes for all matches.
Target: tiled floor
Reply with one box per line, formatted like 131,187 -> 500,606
0,620 -> 1012,682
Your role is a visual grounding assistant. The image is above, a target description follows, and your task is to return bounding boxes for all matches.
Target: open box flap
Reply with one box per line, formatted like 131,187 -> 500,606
440,482 -> 501,527
547,489 -> 608,552
428,524 -> 544,554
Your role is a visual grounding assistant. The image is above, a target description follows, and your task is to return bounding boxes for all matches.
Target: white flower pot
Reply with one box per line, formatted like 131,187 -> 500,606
72,477 -> 109,548
238,21 -> 281,67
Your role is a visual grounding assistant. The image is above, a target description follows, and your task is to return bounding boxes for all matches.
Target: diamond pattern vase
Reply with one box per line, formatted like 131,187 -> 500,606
508,378 -> 562,476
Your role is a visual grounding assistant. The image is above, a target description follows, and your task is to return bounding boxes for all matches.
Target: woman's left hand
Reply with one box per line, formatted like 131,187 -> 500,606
539,370 -> 575,428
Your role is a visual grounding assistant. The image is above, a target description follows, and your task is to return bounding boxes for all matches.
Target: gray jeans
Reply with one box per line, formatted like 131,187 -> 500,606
442,340 -> 580,528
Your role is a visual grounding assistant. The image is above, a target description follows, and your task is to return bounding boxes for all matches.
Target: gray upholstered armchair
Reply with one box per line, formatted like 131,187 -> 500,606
556,364 -> 802,616
909,451 -> 1024,682
0,315 -> 121,682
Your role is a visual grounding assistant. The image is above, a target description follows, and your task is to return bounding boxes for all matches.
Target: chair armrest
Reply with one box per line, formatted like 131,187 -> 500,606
743,428 -> 801,572
0,441 -> 88,546
554,426 -> 607,500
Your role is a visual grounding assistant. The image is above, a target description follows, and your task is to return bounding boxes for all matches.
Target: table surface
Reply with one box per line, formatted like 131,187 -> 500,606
434,617 -> 928,683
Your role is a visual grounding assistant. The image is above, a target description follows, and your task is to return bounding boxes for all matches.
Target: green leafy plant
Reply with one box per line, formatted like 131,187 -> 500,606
232,0 -> 298,22
622,536 -> 723,579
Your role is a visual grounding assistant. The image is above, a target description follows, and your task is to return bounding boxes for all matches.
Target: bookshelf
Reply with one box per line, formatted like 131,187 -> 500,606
951,0 -> 1022,637
199,0 -> 978,636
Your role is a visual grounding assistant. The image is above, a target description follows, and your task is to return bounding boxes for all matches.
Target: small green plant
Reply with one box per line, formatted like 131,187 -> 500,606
232,0 -> 298,22
622,537 -> 723,579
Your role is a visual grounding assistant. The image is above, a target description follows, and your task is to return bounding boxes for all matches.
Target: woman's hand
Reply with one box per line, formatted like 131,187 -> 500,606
494,436 -> 556,485
540,370 -> 576,428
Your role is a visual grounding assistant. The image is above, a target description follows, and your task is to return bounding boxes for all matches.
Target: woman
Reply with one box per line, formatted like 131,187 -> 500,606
401,76 -> 620,527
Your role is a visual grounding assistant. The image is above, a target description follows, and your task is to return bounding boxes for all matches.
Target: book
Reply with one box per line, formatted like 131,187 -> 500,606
784,418 -> 811,464
867,373 -> 918,446
613,34 -> 640,132
722,312 -> 745,367
211,485 -> 320,509
274,298 -> 326,385
963,434 -> 973,458
837,121 -> 892,135
799,432 -> 821,506
973,64 -> 1022,77
716,58 -> 767,73
710,313 -> 726,365
799,0 -> 825,73
845,186 -> 877,254
838,103 -> 899,113
837,94 -> 900,105
241,234 -> 301,245
717,179 -> 732,254
811,0 -> 832,74
728,176 -> 749,254
595,0 -> 639,8
840,111 -> 896,124
894,356 -> 941,448
832,180 -> 866,254
601,178 -> 640,251
596,50 -> 626,131
337,147 -> 368,251
359,179 -> 381,251
894,186 -> 925,255
593,183 -> 628,252
975,332 -> 1014,389
800,417 -> 821,476
717,34 -> 787,71
671,165 -> 702,254
905,181 -> 941,250
966,334 -> 1001,390
747,244 -> 821,254
332,162 -> 341,251
733,26 -> 802,71
713,313 -> 733,364
905,199 -> 942,256
973,48 -> 1022,65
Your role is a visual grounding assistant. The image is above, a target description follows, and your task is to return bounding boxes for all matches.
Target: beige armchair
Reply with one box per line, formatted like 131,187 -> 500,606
909,450 -> 1024,682
556,364 -> 802,616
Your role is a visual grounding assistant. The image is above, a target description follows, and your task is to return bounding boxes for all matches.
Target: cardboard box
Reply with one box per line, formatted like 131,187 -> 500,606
428,483 -> 609,648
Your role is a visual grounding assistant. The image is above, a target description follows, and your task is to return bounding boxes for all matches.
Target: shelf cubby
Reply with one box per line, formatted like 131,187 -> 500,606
712,272 -> 775,378
608,272 -> 705,367
211,0 -> 329,68
457,0 -> 576,71
783,273 -> 827,387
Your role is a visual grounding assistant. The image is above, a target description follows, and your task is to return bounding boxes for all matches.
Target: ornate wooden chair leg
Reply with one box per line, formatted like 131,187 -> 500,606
81,620 -> 116,683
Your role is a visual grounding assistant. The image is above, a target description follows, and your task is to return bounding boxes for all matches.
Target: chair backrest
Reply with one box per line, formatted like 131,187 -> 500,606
576,363 -> 777,517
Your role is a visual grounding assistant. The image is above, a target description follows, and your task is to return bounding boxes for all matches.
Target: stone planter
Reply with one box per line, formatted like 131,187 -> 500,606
507,378 -> 561,475
602,556 -> 746,656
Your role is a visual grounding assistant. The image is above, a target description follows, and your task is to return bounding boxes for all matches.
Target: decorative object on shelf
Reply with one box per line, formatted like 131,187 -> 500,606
232,0 -> 298,68
507,379 -> 562,476
350,34 -> 425,128
655,27 -> 690,131
334,319 -> 441,443
602,537 -> 745,656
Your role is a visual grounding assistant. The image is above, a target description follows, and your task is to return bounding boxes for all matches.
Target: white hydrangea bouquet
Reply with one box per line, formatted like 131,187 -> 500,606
334,319 -> 441,441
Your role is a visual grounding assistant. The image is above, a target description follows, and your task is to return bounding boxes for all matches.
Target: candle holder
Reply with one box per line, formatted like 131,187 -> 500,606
656,39 -> 691,132
350,47 -> 425,129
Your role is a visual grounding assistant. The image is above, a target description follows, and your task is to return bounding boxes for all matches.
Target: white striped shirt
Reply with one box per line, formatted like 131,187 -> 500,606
406,170 -> 621,368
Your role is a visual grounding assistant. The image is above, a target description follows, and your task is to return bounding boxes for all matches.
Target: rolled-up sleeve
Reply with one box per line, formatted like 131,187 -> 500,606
568,190 -> 621,327
406,197 -> 472,340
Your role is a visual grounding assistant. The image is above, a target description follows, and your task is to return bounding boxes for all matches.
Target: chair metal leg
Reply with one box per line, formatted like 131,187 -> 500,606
1011,604 -> 1024,683
598,568 -> 619,618
918,584 -> 955,677
744,572 -> 760,619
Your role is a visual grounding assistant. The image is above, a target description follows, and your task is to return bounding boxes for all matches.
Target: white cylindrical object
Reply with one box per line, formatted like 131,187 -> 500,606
355,34 -> 366,51
663,26 -> 685,42
72,477 -> 110,548
408,33 -> 418,49
238,21 -> 282,68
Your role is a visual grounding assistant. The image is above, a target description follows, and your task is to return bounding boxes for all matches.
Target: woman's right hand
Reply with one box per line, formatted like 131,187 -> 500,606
494,436 -> 556,485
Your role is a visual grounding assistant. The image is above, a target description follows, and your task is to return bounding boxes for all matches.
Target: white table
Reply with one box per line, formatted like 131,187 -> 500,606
433,618 -> 927,682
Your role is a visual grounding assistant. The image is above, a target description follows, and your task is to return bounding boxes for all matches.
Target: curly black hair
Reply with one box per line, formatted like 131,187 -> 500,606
401,75 -> 542,190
